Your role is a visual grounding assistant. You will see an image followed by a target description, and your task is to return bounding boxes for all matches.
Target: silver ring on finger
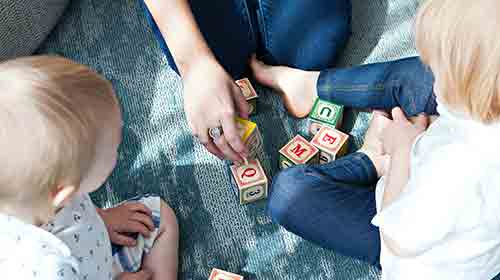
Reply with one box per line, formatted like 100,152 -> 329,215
209,126 -> 224,141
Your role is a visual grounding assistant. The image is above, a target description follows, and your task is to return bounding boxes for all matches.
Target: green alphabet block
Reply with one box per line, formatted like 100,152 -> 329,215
308,98 -> 344,136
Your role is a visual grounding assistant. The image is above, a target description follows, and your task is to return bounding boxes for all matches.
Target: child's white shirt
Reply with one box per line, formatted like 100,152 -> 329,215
0,194 -> 114,280
0,212 -> 79,279
372,101 -> 500,280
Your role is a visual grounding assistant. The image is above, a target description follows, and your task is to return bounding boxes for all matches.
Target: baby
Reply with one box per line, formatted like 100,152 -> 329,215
255,0 -> 500,279
0,56 -> 178,280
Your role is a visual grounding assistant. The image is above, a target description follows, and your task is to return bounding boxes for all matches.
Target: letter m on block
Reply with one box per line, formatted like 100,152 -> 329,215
291,144 -> 307,158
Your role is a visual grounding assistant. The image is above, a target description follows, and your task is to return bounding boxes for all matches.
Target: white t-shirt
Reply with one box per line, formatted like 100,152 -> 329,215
372,101 -> 500,279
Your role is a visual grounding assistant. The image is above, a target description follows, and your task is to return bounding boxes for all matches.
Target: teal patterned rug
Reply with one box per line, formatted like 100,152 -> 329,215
37,1 -> 443,279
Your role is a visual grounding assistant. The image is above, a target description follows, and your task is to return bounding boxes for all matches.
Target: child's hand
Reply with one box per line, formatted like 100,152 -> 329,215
97,202 -> 155,247
382,107 -> 429,155
116,269 -> 153,280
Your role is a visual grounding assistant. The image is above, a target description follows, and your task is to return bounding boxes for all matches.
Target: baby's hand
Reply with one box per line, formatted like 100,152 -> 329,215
116,269 -> 153,280
382,107 -> 429,155
97,202 -> 155,247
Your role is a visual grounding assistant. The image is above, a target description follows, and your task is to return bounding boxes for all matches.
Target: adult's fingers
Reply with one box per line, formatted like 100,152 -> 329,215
195,128 -> 225,160
214,132 -> 244,163
220,115 -> 248,157
233,83 -> 250,119
204,138 -> 225,160
131,212 -> 155,232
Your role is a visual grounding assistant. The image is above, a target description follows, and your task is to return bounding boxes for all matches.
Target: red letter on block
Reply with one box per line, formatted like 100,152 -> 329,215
322,133 -> 338,145
241,168 -> 257,179
291,144 -> 307,157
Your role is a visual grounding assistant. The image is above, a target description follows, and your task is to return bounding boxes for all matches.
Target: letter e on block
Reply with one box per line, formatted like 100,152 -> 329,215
311,127 -> 349,163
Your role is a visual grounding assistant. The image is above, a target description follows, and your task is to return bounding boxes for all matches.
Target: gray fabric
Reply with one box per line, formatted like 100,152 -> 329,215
37,0 -> 500,279
0,0 -> 69,61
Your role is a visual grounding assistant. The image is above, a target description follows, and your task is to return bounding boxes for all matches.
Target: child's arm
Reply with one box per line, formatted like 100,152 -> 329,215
96,202 -> 155,246
381,145 -> 412,211
380,108 -> 429,257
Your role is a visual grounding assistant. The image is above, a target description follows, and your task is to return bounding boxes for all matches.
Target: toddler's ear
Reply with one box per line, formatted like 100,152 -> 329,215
50,185 -> 77,209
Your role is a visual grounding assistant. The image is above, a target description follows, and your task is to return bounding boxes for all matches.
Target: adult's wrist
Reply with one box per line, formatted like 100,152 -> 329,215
177,50 -> 217,77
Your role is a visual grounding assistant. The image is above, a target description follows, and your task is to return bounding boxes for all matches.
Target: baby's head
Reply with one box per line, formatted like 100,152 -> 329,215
416,0 -> 500,123
0,56 -> 122,224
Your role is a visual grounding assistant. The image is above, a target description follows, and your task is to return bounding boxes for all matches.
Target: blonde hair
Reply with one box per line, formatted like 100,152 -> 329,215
415,0 -> 500,123
0,56 -> 118,218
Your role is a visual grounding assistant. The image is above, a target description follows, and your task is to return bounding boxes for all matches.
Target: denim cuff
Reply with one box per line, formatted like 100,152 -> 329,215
350,152 -> 379,182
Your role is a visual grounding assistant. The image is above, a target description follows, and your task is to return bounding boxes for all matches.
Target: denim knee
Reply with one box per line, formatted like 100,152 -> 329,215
268,166 -> 314,226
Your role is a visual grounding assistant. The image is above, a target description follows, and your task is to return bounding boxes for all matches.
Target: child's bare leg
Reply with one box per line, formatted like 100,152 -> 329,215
250,55 -> 320,118
142,200 -> 179,280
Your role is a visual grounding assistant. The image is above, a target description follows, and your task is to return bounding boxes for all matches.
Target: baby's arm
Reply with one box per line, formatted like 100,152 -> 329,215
141,200 -> 179,280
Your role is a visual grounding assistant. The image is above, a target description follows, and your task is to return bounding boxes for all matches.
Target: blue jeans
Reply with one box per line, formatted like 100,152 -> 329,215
268,152 -> 381,266
318,56 -> 437,116
141,0 -> 352,77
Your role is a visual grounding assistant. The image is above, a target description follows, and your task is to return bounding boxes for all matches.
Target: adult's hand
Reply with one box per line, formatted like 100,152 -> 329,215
143,0 -> 249,163
183,56 -> 249,163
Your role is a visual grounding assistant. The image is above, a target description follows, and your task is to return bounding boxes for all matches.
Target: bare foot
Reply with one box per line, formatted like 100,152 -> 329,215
250,55 -> 320,118
359,111 -> 391,177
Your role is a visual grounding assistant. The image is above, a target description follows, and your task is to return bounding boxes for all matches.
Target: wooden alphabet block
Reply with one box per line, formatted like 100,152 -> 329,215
230,159 -> 268,204
236,78 -> 258,115
308,98 -> 344,136
311,126 -> 349,164
237,118 -> 263,159
279,135 -> 319,169
209,268 -> 244,280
